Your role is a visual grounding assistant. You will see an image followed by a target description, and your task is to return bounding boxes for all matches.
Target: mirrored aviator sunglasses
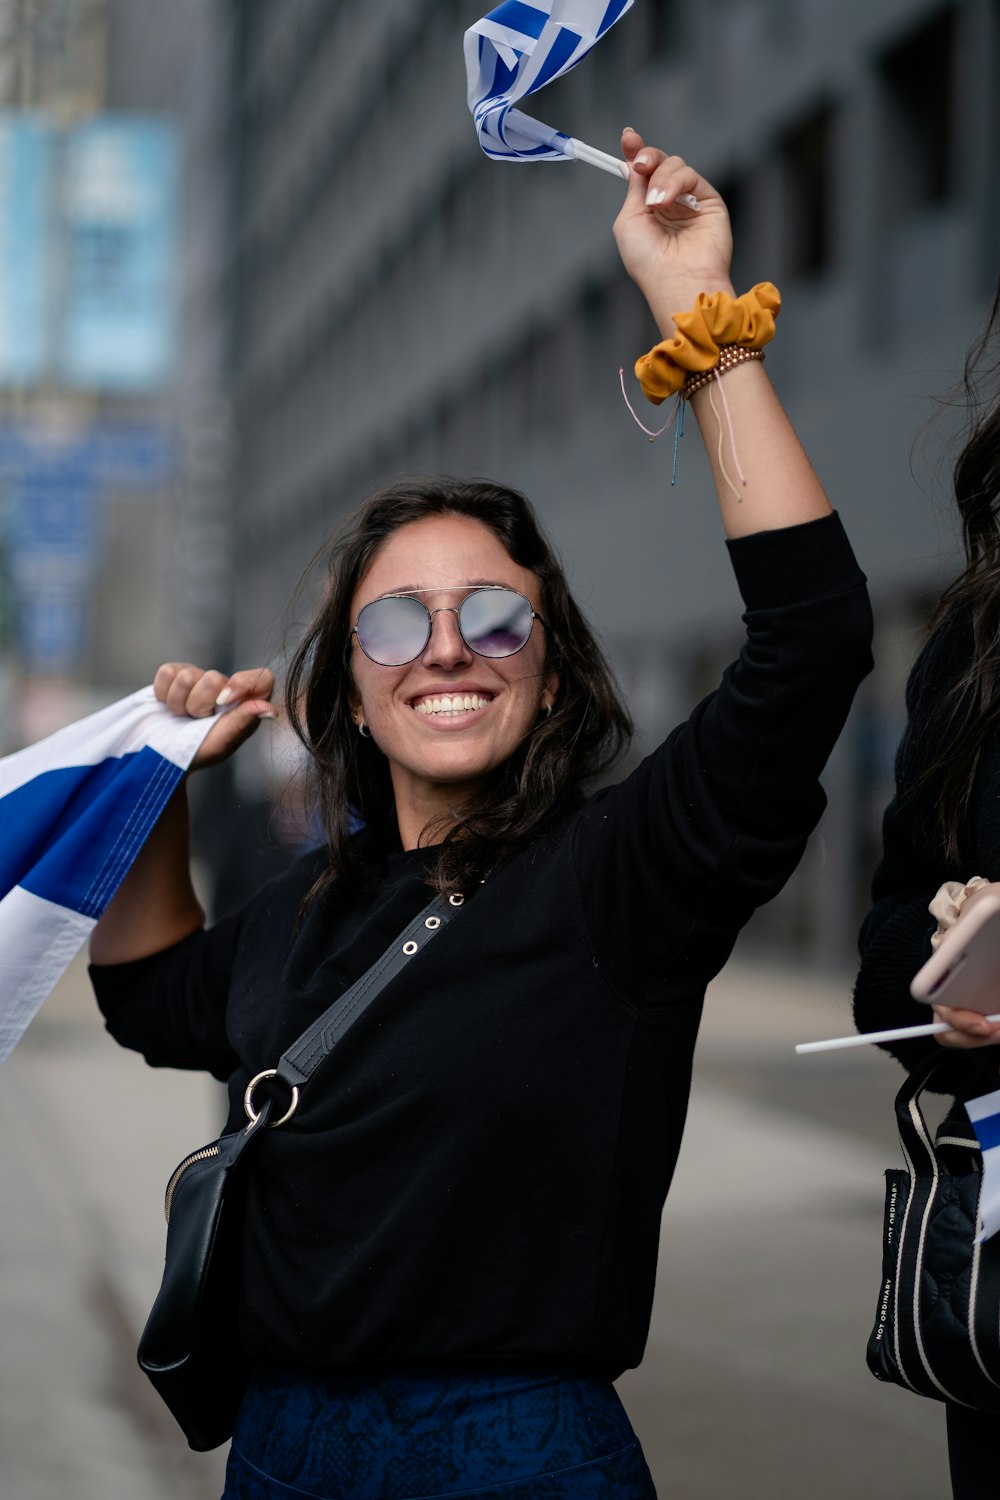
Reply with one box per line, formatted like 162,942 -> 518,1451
353,587 -> 544,667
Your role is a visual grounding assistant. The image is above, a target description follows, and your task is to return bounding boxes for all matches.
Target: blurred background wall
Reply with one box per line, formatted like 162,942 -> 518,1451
1,0 -> 998,970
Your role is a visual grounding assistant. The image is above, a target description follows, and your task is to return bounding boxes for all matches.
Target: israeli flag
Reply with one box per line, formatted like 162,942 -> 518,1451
0,688 -> 215,1063
465,0 -> 634,162
966,1087 -> 1000,1242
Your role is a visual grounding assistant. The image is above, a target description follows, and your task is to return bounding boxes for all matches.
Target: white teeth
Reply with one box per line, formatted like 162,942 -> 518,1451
413,694 -> 489,716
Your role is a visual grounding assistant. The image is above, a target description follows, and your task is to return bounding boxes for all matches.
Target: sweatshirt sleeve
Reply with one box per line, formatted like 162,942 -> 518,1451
572,511 -> 873,1005
89,911 -> 242,1081
851,799 -> 951,1078
852,613 -> 1000,1091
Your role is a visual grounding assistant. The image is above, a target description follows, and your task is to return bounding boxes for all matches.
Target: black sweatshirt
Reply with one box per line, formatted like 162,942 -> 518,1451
92,514 -> 872,1379
853,603 -> 1000,1092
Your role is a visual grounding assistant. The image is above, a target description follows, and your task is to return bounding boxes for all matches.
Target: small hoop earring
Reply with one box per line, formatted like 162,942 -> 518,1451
544,702 -> 553,719
358,720 -> 371,738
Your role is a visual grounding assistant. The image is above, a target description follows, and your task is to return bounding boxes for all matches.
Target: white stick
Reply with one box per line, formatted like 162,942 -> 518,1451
795,1014 -> 1000,1055
566,136 -> 701,210
567,137 -> 629,179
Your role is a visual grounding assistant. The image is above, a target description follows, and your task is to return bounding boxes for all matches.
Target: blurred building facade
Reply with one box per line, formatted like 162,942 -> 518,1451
0,0 -> 225,749
218,0 -> 999,968
2,0 -> 997,968
102,0 -> 234,675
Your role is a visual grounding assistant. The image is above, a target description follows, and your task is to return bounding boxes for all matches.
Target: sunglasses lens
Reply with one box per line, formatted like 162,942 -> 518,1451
460,590 -> 533,657
356,595 -> 429,665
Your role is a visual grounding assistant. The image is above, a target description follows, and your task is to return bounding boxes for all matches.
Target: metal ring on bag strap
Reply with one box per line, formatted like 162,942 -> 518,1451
244,1069 -> 300,1129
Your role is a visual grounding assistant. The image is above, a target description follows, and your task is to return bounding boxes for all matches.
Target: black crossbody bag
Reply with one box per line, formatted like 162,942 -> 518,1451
866,1051 -> 1000,1412
137,889 -> 463,1452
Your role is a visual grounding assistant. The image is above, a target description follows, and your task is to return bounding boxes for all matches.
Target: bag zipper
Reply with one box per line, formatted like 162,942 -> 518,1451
164,1144 -> 220,1223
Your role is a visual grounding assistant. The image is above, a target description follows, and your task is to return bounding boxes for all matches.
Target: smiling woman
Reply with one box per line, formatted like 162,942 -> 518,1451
283,488 -> 626,886
347,513 -> 560,846
85,130 -> 873,1500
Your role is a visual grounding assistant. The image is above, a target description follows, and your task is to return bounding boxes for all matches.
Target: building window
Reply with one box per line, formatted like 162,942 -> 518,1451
611,277 -> 652,367
514,330 -> 547,437
713,173 -> 750,287
780,105 -> 834,277
647,0 -> 682,57
579,280 -> 611,404
878,6 -> 955,220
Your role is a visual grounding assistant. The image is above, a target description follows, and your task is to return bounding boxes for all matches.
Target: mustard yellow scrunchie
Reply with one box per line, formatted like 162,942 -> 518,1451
634,282 -> 781,405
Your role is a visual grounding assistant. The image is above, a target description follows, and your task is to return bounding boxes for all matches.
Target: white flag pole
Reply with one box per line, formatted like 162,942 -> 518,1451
565,136 -> 700,210
566,137 -> 628,177
795,1014 -> 1000,1055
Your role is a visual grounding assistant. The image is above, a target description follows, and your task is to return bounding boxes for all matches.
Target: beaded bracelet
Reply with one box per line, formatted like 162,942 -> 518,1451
683,345 -> 765,399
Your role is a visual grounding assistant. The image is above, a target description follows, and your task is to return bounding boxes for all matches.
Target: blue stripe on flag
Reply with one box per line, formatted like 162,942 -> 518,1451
0,758 -> 124,894
972,1112 -> 1000,1153
530,25 -> 581,88
489,2 -> 548,40
487,43 -> 518,95
3,748 -> 183,918
599,0 -> 631,32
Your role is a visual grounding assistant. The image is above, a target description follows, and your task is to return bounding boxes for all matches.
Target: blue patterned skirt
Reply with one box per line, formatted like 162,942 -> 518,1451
222,1363 -> 656,1499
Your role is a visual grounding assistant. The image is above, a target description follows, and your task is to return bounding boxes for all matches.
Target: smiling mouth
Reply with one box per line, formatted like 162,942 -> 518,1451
412,693 -> 492,717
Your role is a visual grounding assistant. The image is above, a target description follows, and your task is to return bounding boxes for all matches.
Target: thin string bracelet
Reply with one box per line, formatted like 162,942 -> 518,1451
618,367 -> 676,441
618,367 -> 686,485
671,397 -> 685,486
706,371 -> 747,500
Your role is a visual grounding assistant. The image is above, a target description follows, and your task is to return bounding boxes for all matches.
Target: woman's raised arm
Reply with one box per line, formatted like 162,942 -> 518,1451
613,129 -> 831,539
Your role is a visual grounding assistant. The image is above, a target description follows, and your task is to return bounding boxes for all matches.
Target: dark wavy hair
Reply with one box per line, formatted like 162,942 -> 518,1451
285,476 -> 633,894
921,276 -> 1000,859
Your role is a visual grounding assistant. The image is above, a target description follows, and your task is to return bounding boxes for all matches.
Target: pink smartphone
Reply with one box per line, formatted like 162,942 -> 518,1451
910,891 -> 1000,1012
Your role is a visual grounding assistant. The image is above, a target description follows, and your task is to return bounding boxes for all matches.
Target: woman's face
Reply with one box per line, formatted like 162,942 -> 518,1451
349,514 -> 558,847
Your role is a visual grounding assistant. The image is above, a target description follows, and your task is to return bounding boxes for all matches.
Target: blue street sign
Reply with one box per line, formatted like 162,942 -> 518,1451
17,590 -> 89,673
0,422 -> 172,486
8,468 -> 98,559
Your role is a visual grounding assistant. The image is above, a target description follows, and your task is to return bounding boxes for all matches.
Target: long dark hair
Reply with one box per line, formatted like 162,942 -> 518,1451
921,278 -> 1000,859
285,477 -> 633,894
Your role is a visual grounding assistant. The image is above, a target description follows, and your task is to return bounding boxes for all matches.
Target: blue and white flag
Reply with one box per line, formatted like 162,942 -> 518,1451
966,1087 -> 1000,1242
0,687 -> 215,1063
465,0 -> 634,162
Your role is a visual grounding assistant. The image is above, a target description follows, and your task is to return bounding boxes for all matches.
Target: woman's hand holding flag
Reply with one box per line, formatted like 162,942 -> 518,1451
153,661 -> 276,773
613,129 -> 734,340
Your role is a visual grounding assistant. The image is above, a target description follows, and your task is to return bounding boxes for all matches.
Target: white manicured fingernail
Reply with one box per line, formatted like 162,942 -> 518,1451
216,686 -> 234,705
257,709 -> 276,721
633,154 -> 650,167
646,187 -> 667,207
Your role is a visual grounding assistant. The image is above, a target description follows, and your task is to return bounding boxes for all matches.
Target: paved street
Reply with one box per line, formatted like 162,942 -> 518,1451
1,953 -> 951,1499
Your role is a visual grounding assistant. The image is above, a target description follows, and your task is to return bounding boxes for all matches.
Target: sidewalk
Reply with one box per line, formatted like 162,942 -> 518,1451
621,962 -> 949,1498
0,955 -> 229,1500
0,953 -> 950,1499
